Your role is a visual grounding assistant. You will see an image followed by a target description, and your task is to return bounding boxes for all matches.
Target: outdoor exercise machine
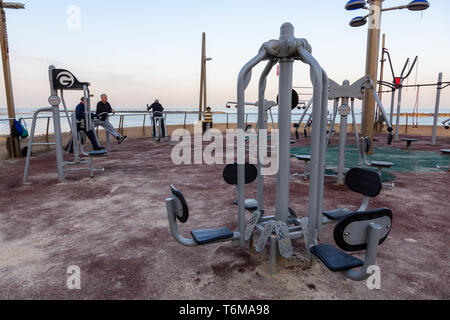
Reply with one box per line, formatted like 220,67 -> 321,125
226,99 -> 278,130
146,106 -> 168,142
443,118 -> 450,130
293,97 -> 314,139
23,66 -> 107,183
326,76 -> 393,185
166,23 -> 392,280
360,137 -> 395,188
436,149 -> 450,171
379,49 -> 450,144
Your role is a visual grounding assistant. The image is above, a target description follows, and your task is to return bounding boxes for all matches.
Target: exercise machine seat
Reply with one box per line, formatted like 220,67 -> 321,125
323,208 -> 352,221
223,163 -> 258,185
191,227 -> 234,245
295,154 -> 311,161
89,150 -> 108,156
345,168 -> 382,198
233,199 -> 258,211
371,161 -> 393,168
310,244 -> 363,272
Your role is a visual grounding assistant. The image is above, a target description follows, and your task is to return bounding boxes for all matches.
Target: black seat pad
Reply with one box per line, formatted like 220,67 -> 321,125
296,154 -> 311,161
310,244 -> 363,272
345,168 -> 382,197
223,163 -> 258,185
371,161 -> 394,168
89,150 -> 108,156
323,208 -> 352,221
191,227 -> 233,245
233,199 -> 258,211
401,138 -> 418,142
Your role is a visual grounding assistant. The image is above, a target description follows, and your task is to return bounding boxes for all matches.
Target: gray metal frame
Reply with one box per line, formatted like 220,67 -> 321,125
23,65 -> 104,183
327,76 -> 393,185
165,23 -> 390,279
150,114 -> 167,142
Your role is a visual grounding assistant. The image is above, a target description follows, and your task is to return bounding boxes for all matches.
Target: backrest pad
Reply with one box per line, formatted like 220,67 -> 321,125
345,167 -> 382,197
223,163 -> 258,185
170,185 -> 189,223
334,208 -> 392,252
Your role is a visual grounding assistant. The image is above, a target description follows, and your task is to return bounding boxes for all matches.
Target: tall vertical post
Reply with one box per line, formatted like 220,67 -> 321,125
0,1 -> 24,157
432,72 -> 443,145
275,23 -> 294,224
376,34 -> 386,133
198,32 -> 205,121
394,80 -> 403,141
362,0 -> 383,153
389,89 -> 396,124
48,66 -> 65,182
337,81 -> 350,185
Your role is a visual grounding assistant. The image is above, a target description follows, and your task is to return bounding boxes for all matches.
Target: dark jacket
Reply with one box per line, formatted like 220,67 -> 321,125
147,103 -> 164,116
75,103 -> 86,121
96,101 -> 113,121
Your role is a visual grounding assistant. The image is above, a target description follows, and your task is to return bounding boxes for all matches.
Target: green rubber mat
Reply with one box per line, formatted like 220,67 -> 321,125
291,145 -> 450,182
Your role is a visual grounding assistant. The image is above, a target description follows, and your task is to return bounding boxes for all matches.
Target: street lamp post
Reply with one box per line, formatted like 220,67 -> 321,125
198,32 -> 213,121
0,1 -> 24,157
345,0 -> 430,152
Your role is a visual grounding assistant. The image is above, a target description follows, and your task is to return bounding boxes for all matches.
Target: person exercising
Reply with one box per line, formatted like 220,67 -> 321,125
66,97 -> 104,152
203,106 -> 213,134
147,99 -> 166,137
95,94 -> 127,144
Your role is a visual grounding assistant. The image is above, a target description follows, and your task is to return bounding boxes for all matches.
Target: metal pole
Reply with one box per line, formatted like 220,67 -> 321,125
257,60 -> 276,213
48,66 -> 65,182
198,32 -> 205,121
389,89 -> 396,124
432,72 -> 443,145
237,51 -> 266,248
376,33 -> 386,133
337,96 -> 349,185
394,81 -> 403,141
275,24 -> 294,224
351,99 -> 362,166
327,99 -> 339,145
362,0 -> 383,153
0,3 -> 22,157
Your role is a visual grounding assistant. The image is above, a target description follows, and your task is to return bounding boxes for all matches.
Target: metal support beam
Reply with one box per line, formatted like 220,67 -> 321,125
0,0 -> 24,157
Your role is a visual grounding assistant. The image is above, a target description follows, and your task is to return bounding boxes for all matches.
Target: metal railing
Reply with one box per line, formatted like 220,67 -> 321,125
1,111 -> 449,140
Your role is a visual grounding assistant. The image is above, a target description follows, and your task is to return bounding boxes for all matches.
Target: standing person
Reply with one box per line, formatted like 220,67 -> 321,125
147,99 -> 166,138
66,97 -> 104,152
202,106 -> 213,134
95,94 -> 127,144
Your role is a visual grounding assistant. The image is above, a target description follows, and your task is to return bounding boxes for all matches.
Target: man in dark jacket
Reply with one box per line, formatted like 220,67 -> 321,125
66,97 -> 103,152
95,94 -> 127,144
147,99 -> 166,137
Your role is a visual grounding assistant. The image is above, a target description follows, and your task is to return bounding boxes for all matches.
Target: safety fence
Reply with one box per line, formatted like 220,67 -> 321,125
0,111 -> 449,139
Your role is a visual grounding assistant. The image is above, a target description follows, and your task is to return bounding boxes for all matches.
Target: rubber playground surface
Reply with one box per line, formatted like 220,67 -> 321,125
291,144 -> 450,182
0,133 -> 449,300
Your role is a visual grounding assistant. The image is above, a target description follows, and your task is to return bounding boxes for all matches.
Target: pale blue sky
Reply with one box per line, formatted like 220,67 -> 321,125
2,0 -> 450,111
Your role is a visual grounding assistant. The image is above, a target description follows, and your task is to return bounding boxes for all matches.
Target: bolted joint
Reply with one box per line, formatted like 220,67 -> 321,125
296,38 -> 312,54
262,39 -> 280,57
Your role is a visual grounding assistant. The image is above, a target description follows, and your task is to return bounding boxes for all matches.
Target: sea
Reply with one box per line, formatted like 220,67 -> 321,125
1,106 -> 449,136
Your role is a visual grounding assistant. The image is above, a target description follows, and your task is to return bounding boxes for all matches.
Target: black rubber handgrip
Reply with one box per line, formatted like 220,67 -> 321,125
388,133 -> 393,145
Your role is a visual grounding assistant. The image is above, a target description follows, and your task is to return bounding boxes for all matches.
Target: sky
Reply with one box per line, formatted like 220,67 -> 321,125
1,0 -> 450,112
